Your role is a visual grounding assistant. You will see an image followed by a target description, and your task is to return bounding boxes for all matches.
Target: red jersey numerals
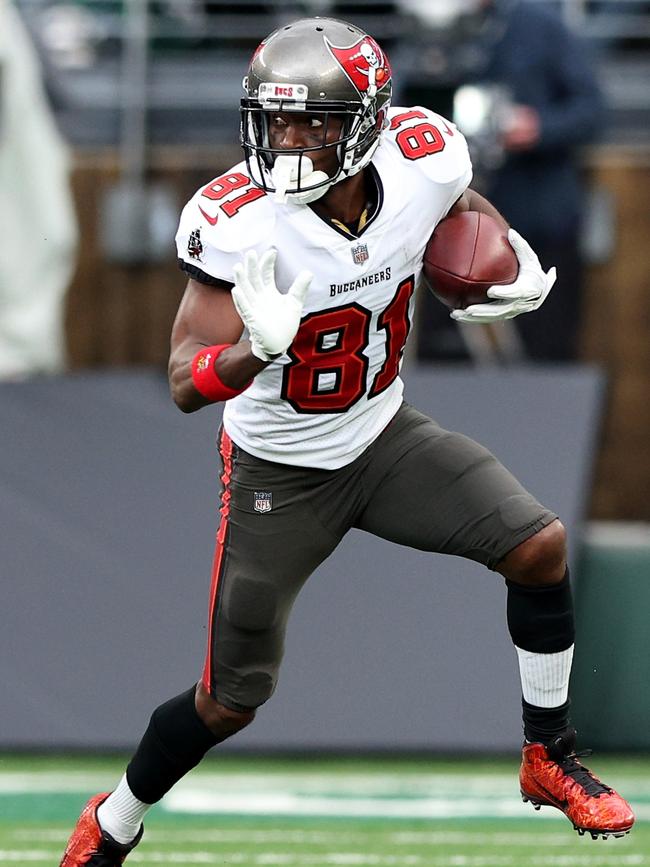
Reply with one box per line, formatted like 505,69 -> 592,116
282,278 -> 414,414
199,172 -> 264,224
281,305 -> 370,414
369,278 -> 414,397
391,109 -> 447,161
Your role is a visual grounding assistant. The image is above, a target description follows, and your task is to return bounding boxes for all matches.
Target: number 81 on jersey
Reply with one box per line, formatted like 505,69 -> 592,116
281,277 -> 414,413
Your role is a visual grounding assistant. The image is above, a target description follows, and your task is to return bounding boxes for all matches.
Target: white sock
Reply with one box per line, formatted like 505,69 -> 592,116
97,774 -> 150,845
515,644 -> 574,708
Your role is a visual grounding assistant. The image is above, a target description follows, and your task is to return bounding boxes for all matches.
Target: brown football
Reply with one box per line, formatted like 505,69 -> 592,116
423,211 -> 519,310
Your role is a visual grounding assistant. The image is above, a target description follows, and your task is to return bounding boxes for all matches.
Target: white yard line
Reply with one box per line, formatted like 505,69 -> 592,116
0,854 -> 59,863
9,828 -> 579,846
161,788 -> 650,822
2,770 -> 649,797
110,856 -> 650,866
1,851 -> 647,866
161,789 -> 558,819
0,771 -> 520,795
3,767 -> 650,821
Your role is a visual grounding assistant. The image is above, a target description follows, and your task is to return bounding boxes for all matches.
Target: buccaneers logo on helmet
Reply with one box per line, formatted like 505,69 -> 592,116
326,36 -> 391,98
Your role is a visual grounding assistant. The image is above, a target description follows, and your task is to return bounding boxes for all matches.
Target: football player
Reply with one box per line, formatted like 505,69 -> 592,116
60,17 -> 633,865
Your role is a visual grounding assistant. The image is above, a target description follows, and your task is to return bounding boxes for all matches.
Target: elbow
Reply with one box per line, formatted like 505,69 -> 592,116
170,380 -> 201,414
169,384 -> 191,413
168,361 -> 202,413
173,393 -> 197,414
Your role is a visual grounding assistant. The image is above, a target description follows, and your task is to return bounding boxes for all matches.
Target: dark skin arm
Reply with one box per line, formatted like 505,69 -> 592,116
168,277 -> 267,413
447,188 -> 510,231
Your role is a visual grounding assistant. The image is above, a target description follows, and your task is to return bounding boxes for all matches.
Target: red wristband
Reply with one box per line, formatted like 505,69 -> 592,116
191,345 -> 252,402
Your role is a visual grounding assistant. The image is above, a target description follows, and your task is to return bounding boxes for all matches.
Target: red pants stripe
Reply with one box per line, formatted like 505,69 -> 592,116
201,428 -> 234,693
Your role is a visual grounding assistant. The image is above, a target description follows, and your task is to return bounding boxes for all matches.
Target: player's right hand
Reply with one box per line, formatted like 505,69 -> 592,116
231,249 -> 313,362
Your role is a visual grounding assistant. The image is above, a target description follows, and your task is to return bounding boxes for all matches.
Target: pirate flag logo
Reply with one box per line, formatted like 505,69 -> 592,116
326,36 -> 391,98
188,227 -> 204,261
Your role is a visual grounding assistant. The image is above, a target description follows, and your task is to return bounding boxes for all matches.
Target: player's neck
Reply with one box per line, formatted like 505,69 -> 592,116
309,170 -> 369,226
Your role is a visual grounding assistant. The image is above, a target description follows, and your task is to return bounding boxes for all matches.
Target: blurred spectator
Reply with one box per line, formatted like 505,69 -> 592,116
395,0 -> 605,362
0,0 -> 78,379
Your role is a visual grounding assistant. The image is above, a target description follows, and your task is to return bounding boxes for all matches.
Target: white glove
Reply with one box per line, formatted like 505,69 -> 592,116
231,249 -> 313,361
450,229 -> 557,324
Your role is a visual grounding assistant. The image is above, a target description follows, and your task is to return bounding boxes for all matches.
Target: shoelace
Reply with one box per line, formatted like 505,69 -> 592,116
558,749 -> 613,797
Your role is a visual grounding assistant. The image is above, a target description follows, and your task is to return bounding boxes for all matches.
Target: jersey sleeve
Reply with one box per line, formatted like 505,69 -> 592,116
385,106 -> 473,217
175,168 -> 275,285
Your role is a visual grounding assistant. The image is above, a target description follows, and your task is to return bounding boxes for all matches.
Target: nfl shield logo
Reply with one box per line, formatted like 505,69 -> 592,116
351,243 -> 369,265
254,491 -> 273,513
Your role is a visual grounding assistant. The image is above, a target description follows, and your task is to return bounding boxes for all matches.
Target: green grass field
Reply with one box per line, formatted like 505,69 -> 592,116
2,753 -> 650,866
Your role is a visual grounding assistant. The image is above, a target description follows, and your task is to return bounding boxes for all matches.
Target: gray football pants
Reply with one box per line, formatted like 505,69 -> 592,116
201,402 -> 556,711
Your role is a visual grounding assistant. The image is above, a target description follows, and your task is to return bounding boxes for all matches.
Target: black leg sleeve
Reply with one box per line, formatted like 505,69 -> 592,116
506,568 -> 575,653
126,686 -> 218,804
522,697 -> 572,745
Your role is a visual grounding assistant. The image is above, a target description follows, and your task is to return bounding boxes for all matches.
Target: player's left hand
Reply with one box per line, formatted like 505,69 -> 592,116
450,229 -> 556,324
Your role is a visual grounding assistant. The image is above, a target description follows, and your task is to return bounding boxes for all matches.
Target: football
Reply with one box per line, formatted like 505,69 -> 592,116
423,211 -> 519,310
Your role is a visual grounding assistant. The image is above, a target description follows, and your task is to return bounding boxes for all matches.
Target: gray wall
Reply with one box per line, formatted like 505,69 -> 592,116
1,365 -> 603,751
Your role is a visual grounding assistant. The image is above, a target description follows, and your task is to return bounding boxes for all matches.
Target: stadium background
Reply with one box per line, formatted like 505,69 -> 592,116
2,1 -> 650,864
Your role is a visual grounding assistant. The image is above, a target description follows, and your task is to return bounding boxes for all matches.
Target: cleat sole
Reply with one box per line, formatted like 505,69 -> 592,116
524,794 -> 633,841
573,827 -> 631,841
520,791 -> 548,812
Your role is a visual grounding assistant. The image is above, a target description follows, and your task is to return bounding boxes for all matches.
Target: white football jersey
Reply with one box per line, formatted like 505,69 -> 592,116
176,106 -> 472,469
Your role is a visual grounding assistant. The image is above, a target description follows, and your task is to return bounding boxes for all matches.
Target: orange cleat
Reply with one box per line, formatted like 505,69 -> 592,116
60,793 -> 143,866
520,728 -> 635,839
